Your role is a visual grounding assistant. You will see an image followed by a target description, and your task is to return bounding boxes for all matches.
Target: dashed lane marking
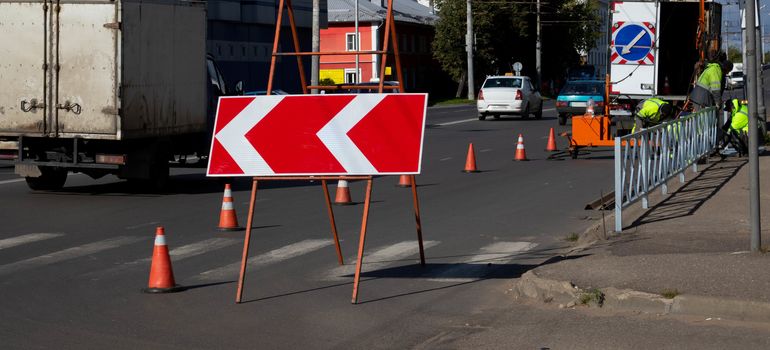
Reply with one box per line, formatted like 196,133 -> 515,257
0,236 -> 145,277
427,241 -> 538,282
322,240 -> 440,281
195,239 -> 333,281
0,233 -> 64,250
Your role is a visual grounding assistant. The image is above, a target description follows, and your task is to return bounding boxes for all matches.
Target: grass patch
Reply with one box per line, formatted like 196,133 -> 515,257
660,288 -> 680,299
579,288 -> 605,306
429,97 -> 475,106
565,233 -> 580,242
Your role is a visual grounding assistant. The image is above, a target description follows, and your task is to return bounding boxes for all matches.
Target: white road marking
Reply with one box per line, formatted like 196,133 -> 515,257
0,236 -> 145,277
439,157 -> 453,161
543,108 -> 555,112
84,238 -> 240,278
479,148 -> 493,153
0,233 -> 64,250
428,241 -> 538,282
323,240 -> 440,281
0,178 -> 24,185
434,118 -> 478,126
125,222 -> 160,230
196,239 -> 333,281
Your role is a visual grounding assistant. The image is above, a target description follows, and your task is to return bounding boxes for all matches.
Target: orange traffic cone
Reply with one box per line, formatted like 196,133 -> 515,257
334,180 -> 354,205
396,175 -> 413,187
514,134 -> 529,161
218,183 -> 242,231
463,143 -> 480,172
545,128 -> 558,152
143,226 -> 182,293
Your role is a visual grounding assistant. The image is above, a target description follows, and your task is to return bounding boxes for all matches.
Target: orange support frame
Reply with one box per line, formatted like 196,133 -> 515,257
235,0 -> 424,305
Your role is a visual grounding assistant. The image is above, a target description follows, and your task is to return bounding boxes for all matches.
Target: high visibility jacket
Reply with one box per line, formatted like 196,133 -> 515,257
636,98 -> 668,124
696,63 -> 722,93
730,99 -> 749,133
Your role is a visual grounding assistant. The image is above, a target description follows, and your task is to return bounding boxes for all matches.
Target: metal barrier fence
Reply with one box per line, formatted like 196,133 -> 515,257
614,107 -> 718,232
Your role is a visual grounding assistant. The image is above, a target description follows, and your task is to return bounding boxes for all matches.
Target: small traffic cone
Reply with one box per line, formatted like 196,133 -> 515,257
514,134 -> 529,161
218,183 -> 242,231
463,143 -> 480,173
545,128 -> 558,152
143,226 -> 182,293
334,180 -> 354,205
396,175 -> 413,187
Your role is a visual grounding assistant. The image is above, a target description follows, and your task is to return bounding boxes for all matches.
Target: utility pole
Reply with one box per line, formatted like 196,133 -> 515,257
355,0 -> 360,83
466,0 -> 475,100
745,0 -> 762,252
536,0 -> 541,87
754,2 -> 766,134
311,0 -> 320,94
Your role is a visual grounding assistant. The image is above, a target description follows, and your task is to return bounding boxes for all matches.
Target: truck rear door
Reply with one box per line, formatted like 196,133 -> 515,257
610,1 -> 659,97
0,1 -> 118,138
0,2 -> 47,134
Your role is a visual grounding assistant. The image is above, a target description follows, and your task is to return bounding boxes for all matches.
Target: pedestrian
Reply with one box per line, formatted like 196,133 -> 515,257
719,98 -> 750,156
633,97 -> 674,133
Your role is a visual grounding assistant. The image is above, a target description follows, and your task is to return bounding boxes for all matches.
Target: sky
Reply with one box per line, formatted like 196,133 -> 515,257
719,0 -> 770,52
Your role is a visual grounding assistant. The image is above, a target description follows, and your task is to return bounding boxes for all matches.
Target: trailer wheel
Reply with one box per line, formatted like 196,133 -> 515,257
25,167 -> 67,191
558,113 -> 568,126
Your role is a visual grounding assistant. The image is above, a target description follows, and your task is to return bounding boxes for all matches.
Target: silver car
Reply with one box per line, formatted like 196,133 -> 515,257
477,75 -> 543,120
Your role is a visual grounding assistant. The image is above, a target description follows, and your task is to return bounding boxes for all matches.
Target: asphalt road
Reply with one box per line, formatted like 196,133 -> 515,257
0,101 -> 618,349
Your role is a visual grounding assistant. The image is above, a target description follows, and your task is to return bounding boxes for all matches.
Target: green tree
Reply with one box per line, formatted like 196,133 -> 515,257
728,46 -> 742,63
432,0 -> 599,97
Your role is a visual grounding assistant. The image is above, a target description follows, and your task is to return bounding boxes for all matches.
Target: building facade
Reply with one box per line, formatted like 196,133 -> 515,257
586,0 -> 609,78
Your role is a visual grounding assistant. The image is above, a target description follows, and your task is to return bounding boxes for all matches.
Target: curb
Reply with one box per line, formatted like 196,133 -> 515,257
511,271 -> 770,324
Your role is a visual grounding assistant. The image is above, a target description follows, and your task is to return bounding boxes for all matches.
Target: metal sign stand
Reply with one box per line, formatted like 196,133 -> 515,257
234,0 -> 423,304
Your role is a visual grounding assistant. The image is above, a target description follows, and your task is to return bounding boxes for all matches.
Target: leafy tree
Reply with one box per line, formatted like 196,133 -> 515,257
432,0 -> 599,97
728,46 -> 742,63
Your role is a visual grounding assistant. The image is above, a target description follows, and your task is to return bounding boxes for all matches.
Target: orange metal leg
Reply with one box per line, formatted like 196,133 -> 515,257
322,180 -> 344,265
351,177 -> 373,304
409,175 -> 425,265
236,178 -> 259,303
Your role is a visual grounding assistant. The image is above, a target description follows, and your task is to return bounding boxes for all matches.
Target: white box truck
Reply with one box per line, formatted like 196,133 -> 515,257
609,0 -> 722,103
0,0 -> 234,189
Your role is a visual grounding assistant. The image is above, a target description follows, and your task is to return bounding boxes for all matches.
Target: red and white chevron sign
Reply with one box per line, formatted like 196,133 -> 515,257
206,94 -> 428,176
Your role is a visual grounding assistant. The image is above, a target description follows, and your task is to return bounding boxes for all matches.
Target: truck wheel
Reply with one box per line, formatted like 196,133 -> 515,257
558,113 -> 568,126
25,167 -> 67,191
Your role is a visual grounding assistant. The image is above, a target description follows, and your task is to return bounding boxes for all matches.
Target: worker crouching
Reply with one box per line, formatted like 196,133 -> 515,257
633,98 -> 674,133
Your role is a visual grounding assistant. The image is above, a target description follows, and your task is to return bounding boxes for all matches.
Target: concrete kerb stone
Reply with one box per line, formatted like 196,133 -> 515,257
512,269 -> 770,324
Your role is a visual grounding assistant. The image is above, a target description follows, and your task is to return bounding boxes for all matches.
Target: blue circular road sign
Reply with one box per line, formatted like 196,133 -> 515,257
613,24 -> 653,62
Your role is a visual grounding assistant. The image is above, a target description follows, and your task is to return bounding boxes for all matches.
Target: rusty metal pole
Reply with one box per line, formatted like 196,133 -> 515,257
410,175 -> 425,265
321,180 -> 344,265
266,0 -> 286,94
351,177 -> 373,304
235,178 -> 259,303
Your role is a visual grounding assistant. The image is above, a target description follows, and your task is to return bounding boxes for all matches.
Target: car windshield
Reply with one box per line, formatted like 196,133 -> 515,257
483,78 -> 522,88
561,82 -> 603,96
731,71 -> 743,78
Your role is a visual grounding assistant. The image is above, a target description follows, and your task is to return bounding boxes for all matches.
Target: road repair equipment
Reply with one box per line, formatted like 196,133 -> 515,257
205,0 -> 426,305
143,227 -> 182,293
546,128 -> 558,152
334,180 -> 354,205
514,134 -> 528,161
218,184 -> 242,231
463,143 -> 480,173
397,175 -> 413,187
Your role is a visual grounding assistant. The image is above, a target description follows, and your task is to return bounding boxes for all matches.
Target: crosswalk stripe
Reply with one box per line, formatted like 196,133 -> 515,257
0,236 -> 145,277
196,239 -> 333,281
428,241 -> 537,282
83,238 -> 239,278
0,233 -> 64,250
323,240 -> 440,281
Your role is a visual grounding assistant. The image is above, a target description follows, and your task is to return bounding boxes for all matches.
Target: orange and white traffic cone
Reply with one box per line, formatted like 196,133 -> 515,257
396,175 -> 413,188
514,134 -> 529,161
334,180 -> 354,205
463,143 -> 480,173
218,183 -> 242,231
143,226 -> 182,293
545,128 -> 558,152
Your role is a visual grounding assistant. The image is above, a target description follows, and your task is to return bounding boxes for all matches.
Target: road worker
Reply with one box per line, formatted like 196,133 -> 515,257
691,58 -> 732,110
633,97 -> 674,133
719,98 -> 750,156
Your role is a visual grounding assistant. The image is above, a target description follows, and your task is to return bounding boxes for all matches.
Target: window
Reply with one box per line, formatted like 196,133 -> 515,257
344,69 -> 359,84
346,33 -> 358,51
482,78 -> 523,88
